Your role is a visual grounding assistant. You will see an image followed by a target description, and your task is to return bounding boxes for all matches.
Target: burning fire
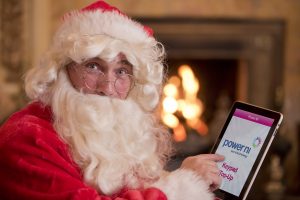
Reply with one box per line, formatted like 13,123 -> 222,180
161,65 -> 208,142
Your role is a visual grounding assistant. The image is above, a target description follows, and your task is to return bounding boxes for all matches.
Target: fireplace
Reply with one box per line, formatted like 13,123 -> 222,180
167,58 -> 238,123
138,17 -> 285,145
160,58 -> 239,156
139,17 -> 285,199
139,17 -> 284,106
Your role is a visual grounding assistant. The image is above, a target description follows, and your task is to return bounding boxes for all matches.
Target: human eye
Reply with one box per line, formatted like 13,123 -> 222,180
84,62 -> 103,74
116,60 -> 133,75
116,68 -> 129,76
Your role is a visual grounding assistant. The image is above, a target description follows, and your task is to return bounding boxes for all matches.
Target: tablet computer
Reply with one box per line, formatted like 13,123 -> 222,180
211,101 -> 283,200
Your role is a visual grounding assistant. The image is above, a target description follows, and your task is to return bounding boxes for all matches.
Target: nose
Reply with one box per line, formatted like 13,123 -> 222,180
96,81 -> 116,97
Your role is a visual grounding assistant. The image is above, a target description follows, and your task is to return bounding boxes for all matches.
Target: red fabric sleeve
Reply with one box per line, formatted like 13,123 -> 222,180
0,103 -> 167,200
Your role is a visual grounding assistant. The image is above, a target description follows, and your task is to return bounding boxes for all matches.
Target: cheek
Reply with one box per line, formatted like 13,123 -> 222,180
83,75 -> 98,88
67,70 -> 79,86
67,70 -> 92,90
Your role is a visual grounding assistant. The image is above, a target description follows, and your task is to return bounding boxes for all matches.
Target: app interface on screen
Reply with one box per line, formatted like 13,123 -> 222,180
215,109 -> 274,196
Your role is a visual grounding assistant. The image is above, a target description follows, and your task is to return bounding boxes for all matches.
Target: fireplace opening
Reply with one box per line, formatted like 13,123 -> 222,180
167,58 -> 238,124
163,58 -> 239,170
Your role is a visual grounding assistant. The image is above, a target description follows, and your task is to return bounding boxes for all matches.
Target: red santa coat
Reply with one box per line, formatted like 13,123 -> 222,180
0,102 -> 166,200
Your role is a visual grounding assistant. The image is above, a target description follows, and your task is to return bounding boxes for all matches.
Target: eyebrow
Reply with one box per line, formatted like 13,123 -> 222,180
119,59 -> 133,67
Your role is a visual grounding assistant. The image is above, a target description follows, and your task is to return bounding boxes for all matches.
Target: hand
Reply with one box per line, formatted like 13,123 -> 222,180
180,154 -> 224,191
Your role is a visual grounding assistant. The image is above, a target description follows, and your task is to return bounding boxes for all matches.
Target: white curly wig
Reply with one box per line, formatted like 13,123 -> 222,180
23,1 -> 173,195
25,0 -> 166,111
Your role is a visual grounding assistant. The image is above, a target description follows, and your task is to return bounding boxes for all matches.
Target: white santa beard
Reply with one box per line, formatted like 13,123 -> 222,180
50,71 -> 167,195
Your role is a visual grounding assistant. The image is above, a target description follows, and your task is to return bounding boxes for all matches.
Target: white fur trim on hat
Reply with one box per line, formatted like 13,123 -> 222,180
53,8 -> 152,50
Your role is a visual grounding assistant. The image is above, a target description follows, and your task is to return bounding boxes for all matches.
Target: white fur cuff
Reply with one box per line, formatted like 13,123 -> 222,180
151,169 -> 214,200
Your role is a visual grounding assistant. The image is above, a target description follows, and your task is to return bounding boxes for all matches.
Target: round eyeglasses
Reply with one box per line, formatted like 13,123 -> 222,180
67,62 -> 135,97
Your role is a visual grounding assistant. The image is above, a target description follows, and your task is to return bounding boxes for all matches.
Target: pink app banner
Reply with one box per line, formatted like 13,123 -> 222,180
234,109 -> 274,127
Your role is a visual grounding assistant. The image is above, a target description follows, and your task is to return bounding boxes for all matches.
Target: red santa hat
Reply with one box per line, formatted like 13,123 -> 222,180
26,1 -> 165,111
80,0 -> 154,36
53,0 -> 156,59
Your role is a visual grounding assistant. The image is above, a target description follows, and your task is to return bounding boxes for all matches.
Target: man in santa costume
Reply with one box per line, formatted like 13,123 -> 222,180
0,1 -> 224,199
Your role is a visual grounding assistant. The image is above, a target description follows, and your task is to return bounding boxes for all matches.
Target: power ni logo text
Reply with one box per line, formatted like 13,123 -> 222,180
222,139 -> 252,154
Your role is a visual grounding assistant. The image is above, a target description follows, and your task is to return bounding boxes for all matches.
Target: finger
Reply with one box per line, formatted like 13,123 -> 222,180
210,167 -> 220,175
201,172 -> 221,192
207,172 -> 222,191
209,183 -> 219,192
198,159 -> 222,169
196,154 -> 225,162
200,162 -> 220,173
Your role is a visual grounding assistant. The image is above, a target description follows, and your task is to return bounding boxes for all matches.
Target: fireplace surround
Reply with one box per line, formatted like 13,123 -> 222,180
139,18 -> 285,110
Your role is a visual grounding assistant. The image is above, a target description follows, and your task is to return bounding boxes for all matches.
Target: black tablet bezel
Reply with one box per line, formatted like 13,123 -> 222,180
211,101 -> 283,200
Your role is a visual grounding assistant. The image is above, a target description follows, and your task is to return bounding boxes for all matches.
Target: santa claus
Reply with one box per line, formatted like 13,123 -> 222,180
0,1 -> 223,199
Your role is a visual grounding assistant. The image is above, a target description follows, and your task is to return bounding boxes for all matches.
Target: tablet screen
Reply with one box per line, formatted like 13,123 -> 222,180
215,108 -> 274,196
